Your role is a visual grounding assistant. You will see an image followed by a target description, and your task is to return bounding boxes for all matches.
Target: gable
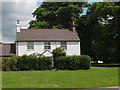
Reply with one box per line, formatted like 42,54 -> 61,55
41,50 -> 52,57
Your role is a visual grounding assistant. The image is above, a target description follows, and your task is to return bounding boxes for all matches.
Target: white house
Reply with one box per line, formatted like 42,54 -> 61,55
3,20 -> 80,57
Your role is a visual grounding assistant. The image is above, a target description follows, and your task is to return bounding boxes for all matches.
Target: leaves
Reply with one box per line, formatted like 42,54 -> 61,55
78,2 -> 119,63
29,2 -> 86,29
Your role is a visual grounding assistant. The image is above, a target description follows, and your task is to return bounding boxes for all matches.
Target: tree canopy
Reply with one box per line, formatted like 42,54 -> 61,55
29,2 -> 87,29
78,2 -> 119,63
29,2 -> 119,63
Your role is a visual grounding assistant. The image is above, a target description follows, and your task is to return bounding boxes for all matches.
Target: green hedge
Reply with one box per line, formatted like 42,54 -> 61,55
35,57 -> 52,70
2,55 -> 52,71
16,55 -> 37,71
55,55 -> 91,70
16,55 -> 52,71
2,55 -> 91,71
2,56 -> 19,71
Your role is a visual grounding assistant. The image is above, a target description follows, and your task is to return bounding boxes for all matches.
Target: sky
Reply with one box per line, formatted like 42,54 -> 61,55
0,0 -> 103,43
1,0 -> 38,42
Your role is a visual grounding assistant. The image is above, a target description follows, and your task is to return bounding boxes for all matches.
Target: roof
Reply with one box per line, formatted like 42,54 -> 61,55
0,43 -> 16,57
16,29 -> 80,42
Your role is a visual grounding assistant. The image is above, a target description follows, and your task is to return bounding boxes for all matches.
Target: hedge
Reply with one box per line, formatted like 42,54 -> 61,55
16,55 -> 52,71
2,55 -> 91,71
2,55 -> 52,71
55,55 -> 91,70
35,57 -> 52,70
2,56 -> 19,71
16,55 -> 38,71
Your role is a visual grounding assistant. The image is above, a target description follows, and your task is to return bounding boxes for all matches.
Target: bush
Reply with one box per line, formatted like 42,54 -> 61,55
16,55 -> 52,71
55,55 -> 91,70
52,47 -> 66,68
78,55 -> 91,69
2,56 -> 19,71
36,57 -> 52,70
52,47 -> 66,59
16,55 -> 37,71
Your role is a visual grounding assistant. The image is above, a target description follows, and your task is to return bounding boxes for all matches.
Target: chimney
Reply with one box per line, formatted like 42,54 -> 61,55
16,19 -> 20,32
70,21 -> 76,32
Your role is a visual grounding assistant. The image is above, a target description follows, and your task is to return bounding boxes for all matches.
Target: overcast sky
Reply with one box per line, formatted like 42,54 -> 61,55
1,0 -> 38,42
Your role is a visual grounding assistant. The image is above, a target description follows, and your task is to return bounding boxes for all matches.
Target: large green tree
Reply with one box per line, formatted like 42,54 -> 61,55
78,2 -> 119,63
29,2 -> 87,29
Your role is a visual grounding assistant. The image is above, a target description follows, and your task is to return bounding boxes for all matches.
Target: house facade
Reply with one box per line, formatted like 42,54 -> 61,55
16,20 -> 80,57
1,20 -> 81,57
16,41 -> 80,57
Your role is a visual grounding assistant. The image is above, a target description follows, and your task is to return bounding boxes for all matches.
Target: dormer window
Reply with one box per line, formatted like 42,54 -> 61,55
44,42 -> 51,50
27,42 -> 34,50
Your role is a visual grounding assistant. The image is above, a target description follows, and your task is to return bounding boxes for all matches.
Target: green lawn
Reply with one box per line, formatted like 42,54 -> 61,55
2,67 -> 119,88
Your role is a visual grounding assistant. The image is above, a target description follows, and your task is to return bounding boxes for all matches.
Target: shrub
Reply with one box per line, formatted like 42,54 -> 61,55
2,56 -> 19,71
55,55 -> 91,70
52,47 -> 66,68
16,55 -> 52,71
16,55 -> 38,71
2,57 -> 11,71
78,55 -> 91,69
37,57 -> 52,70
52,47 -> 66,59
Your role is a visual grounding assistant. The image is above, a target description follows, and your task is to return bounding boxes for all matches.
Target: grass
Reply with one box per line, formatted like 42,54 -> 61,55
2,67 -> 119,88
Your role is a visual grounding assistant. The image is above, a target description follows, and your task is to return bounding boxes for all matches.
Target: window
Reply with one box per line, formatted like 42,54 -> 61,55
27,42 -> 34,50
61,42 -> 67,50
44,42 -> 51,50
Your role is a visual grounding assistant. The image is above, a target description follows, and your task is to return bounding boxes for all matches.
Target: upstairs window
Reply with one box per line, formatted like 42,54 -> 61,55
61,42 -> 67,50
44,42 -> 51,50
27,42 -> 34,50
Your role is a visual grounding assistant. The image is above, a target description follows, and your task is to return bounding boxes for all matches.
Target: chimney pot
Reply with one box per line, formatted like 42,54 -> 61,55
70,21 -> 76,32
16,19 -> 20,32
17,20 -> 20,24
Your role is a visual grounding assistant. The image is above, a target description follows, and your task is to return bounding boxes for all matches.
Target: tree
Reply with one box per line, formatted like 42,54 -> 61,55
29,2 -> 87,29
78,2 -> 119,63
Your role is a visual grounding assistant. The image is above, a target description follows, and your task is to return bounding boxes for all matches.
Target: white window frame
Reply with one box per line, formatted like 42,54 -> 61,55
61,42 -> 67,50
44,42 -> 51,50
27,42 -> 34,50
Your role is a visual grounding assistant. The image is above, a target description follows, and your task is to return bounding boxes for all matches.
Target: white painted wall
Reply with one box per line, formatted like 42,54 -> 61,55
16,41 -> 80,56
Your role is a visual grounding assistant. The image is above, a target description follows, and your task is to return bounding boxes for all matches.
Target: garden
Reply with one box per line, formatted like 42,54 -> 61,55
2,48 -> 91,71
2,48 -> 119,88
1,1 -> 120,89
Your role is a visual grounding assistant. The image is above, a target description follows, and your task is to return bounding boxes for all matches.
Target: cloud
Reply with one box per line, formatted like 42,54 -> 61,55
2,1 -> 37,42
0,2 -> 2,42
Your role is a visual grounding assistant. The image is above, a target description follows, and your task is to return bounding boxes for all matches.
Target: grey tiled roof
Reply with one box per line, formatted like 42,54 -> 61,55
16,29 -> 80,41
